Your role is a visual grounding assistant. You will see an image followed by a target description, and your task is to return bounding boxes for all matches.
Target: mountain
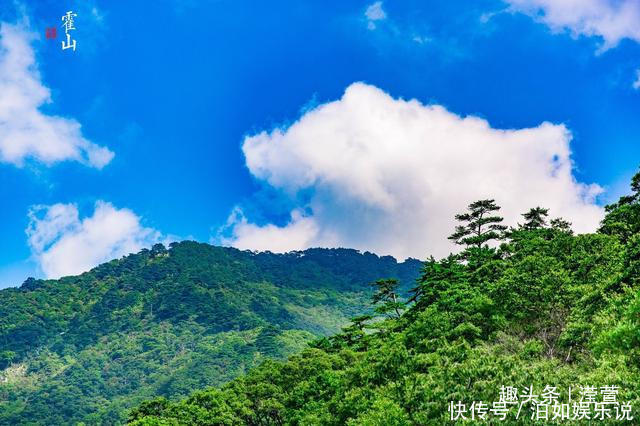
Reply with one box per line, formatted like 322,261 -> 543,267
0,242 -> 422,425
129,176 -> 640,425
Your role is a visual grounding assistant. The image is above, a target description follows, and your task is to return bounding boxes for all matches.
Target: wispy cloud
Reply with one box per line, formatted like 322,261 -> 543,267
74,0 -> 110,55
504,0 -> 640,52
365,1 -> 386,30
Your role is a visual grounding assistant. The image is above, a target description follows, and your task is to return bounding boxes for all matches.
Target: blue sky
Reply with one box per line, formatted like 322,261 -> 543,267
0,0 -> 639,287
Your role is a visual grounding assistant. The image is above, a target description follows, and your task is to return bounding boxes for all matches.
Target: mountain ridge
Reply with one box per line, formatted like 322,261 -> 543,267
0,241 -> 422,425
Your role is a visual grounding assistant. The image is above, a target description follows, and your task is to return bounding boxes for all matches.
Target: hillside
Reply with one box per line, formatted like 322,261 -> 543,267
129,174 -> 640,425
0,242 -> 421,425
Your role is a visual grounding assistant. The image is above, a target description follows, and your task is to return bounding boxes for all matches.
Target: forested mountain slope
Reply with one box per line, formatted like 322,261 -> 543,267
130,173 -> 640,425
0,242 -> 421,425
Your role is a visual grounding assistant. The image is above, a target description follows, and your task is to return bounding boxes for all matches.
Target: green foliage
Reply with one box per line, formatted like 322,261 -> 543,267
520,206 -> 549,230
448,199 -> 507,248
0,352 -> 15,370
7,169 -> 640,425
370,279 -> 404,319
132,188 -> 640,425
0,243 -> 420,425
600,170 -> 640,242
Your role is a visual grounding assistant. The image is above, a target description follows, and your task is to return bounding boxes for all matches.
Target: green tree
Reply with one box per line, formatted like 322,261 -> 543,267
550,217 -> 573,234
334,314 -> 374,349
371,279 -> 404,318
256,325 -> 281,357
448,199 -> 507,248
0,350 -> 16,369
520,207 -> 549,230
600,168 -> 640,241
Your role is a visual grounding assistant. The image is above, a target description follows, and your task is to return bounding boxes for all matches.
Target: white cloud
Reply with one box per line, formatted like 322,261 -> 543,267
505,0 -> 640,50
27,201 -> 164,278
220,82 -> 604,260
412,35 -> 432,44
634,69 -> 640,90
219,207 -> 320,253
91,6 -> 105,24
365,1 -> 386,30
0,21 -> 113,168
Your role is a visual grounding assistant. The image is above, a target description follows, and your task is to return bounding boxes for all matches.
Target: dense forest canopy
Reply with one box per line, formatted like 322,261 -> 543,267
128,171 -> 640,425
0,244 -> 421,425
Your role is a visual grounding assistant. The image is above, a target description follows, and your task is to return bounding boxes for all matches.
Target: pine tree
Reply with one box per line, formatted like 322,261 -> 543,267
521,207 -> 549,230
371,279 -> 404,318
550,217 -> 573,234
335,314 -> 374,348
448,199 -> 507,248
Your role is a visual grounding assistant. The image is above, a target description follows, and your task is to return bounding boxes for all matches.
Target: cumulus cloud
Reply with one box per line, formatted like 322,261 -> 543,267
219,208 -> 320,253
505,0 -> 640,50
220,82 -> 604,260
27,201 -> 164,278
0,21 -> 113,168
365,1 -> 386,30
